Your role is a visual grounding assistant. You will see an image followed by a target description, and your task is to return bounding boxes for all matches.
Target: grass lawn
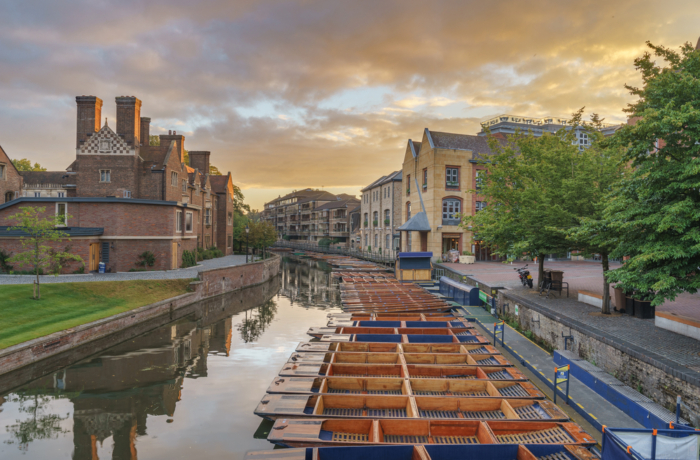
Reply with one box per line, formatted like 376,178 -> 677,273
0,279 -> 193,350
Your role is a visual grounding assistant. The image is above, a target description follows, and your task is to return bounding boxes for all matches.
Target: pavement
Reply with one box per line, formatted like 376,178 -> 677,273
0,254 -> 253,285
441,260 -> 700,321
461,304 -> 643,440
442,260 -> 700,382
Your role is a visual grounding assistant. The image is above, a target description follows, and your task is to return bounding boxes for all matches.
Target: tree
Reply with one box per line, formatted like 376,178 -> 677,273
603,40 -> 700,306
7,206 -> 83,299
462,112 -> 585,285
210,165 -> 222,175
563,116 -> 627,314
233,184 -> 251,213
248,220 -> 277,258
12,159 -> 46,171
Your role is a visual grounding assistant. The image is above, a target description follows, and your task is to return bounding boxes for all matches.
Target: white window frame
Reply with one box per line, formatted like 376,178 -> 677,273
171,171 -> 178,187
55,202 -> 68,227
182,179 -> 187,194
442,199 -> 461,223
204,208 -> 211,225
228,212 -> 233,225
100,169 -> 111,183
176,210 -> 183,232
123,190 -> 131,198
34,192 -> 41,197
0,163 -> 5,180
185,212 -> 193,232
57,192 -> 65,198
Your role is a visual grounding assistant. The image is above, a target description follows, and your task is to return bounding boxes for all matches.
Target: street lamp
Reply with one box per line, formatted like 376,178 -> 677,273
245,224 -> 250,263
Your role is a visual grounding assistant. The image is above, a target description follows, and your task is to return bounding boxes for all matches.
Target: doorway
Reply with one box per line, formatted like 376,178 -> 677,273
89,243 -> 100,271
172,242 -> 178,269
442,235 -> 460,254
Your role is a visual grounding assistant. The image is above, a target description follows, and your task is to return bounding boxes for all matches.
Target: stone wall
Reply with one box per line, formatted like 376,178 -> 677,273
498,291 -> 700,421
0,254 -> 282,376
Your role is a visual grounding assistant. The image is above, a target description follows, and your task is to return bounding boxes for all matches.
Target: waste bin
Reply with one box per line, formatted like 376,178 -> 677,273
98,262 -> 105,274
634,299 -> 655,319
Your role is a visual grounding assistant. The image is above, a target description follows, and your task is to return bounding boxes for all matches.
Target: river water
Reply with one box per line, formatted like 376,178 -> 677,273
0,257 -> 341,460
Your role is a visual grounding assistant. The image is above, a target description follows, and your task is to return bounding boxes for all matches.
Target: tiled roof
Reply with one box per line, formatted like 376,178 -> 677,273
19,171 -> 72,186
429,131 -> 494,152
0,226 -> 104,237
209,175 -> 229,193
361,171 -> 401,191
315,198 -> 360,210
296,191 -> 337,204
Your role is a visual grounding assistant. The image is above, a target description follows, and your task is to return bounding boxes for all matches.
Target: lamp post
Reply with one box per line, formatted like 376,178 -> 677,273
245,224 -> 250,263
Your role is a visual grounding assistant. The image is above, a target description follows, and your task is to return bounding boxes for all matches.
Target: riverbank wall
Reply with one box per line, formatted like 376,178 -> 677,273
0,254 -> 282,378
435,262 -> 700,423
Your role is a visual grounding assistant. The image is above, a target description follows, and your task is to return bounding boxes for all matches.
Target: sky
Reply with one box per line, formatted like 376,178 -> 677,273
1,0 -> 699,210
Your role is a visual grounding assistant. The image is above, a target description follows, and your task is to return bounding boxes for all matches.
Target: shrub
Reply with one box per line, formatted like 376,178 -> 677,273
318,238 -> 331,247
72,264 -> 86,274
462,250 -> 473,256
136,251 -> 156,267
0,249 -> 13,274
384,219 -> 390,225
181,250 -> 197,268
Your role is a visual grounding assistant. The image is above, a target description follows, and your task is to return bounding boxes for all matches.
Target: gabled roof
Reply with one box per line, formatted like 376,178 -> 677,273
79,123 -> 132,154
19,171 -> 72,186
315,197 -> 360,210
361,171 -> 402,192
0,144 -> 22,177
297,191 -> 337,204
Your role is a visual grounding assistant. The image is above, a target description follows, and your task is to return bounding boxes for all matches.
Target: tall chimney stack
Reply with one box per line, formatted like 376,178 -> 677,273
115,96 -> 142,147
188,151 -> 211,174
75,96 -> 103,149
140,117 -> 151,146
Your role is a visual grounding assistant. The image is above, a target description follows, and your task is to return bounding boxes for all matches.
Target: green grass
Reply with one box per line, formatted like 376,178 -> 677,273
0,279 -> 193,350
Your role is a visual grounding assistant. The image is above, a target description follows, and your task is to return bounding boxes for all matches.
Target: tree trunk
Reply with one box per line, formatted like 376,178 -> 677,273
601,252 -> 611,315
538,253 -> 545,289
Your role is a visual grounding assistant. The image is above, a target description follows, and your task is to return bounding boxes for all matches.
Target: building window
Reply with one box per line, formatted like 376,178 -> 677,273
387,186 -> 390,198
384,209 -> 390,226
407,175 -> 411,194
176,210 -> 183,232
185,212 -> 193,232
422,168 -> 427,190
34,192 -> 41,197
385,234 -> 390,250
374,234 -> 378,248
0,163 -> 5,180
57,192 -> 65,198
171,171 -> 178,186
182,179 -> 187,194
228,212 -> 233,225
373,211 -> 378,226
442,199 -> 461,225
228,235 -> 232,248
364,213 -> 368,227
123,190 -> 131,198
205,208 -> 211,225
578,131 -> 589,151
475,201 -> 487,212
205,235 -> 211,247
365,234 -> 368,246
406,202 -> 411,220
100,170 -> 111,182
446,167 -> 459,188
475,171 -> 484,191
56,202 -> 67,227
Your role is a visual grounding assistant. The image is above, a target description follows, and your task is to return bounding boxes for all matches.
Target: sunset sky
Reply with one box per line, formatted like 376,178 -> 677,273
1,0 -> 699,209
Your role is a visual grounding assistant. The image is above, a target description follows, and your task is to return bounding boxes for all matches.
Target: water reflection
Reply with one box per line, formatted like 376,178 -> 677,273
0,256 -> 341,460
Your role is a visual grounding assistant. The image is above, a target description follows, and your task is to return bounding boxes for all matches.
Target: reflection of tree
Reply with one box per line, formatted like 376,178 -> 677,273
4,390 -> 70,452
237,299 -> 279,343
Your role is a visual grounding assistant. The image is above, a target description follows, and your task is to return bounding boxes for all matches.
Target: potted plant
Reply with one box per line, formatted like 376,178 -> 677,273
459,250 -> 476,264
384,218 -> 391,226
363,221 -> 368,227
373,220 -> 378,227
446,180 -> 459,188
634,291 -> 656,319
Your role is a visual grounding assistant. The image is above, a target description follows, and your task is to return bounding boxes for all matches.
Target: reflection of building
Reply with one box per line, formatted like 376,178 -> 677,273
279,256 -> 340,308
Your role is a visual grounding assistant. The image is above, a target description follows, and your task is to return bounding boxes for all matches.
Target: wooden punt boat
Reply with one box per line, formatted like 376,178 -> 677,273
246,444 -> 597,460
266,376 -> 544,399
267,419 -> 597,447
278,363 -> 527,380
318,332 -> 490,344
294,342 -> 498,354
254,394 -> 568,421
326,317 -> 475,327
287,352 -> 510,367
307,325 -> 475,339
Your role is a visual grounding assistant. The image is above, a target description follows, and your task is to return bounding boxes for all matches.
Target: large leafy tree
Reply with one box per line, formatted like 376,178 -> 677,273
462,114 -> 584,284
12,159 -> 46,171
604,40 -> 700,306
7,206 -> 83,299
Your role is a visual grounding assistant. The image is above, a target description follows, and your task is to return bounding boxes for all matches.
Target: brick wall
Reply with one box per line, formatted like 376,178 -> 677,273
74,155 -> 140,198
0,146 -> 22,204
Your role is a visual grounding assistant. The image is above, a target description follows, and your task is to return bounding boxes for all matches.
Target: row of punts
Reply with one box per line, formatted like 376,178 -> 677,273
249,257 -> 599,459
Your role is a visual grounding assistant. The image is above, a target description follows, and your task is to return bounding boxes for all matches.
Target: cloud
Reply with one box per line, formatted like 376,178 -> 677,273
0,0 -> 699,208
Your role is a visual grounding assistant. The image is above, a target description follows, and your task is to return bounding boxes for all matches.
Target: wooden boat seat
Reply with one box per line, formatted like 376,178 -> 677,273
473,357 -> 500,365
432,435 -> 479,444
327,431 -> 369,442
495,426 -> 574,444
419,409 -> 461,418
514,404 -> 549,419
498,385 -> 531,398
484,370 -> 509,379
383,434 -> 429,443
461,410 -> 506,419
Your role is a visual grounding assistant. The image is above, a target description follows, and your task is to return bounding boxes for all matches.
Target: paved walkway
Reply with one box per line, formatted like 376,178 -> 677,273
443,261 -> 700,383
442,260 -> 700,323
460,305 -> 642,438
0,254 -> 252,285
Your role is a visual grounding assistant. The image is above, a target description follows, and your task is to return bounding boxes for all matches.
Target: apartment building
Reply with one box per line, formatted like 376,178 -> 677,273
262,189 -> 359,246
359,171 -> 402,255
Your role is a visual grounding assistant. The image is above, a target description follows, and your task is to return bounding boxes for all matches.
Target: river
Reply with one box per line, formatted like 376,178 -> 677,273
0,257 -> 341,460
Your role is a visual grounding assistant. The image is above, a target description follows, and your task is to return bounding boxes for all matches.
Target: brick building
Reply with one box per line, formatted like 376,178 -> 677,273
0,96 -> 237,273
360,171 -> 402,256
0,144 -> 23,203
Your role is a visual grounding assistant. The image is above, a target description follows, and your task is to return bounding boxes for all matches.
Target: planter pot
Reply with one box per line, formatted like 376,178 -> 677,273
613,287 -> 626,311
625,296 -> 635,316
634,299 -> 655,319
459,255 -> 476,264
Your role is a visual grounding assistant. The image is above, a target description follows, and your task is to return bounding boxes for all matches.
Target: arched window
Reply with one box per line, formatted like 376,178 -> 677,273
442,198 -> 461,225
373,211 -> 378,226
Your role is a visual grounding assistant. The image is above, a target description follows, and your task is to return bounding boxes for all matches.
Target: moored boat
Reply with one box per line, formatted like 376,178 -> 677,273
294,342 -> 498,354
266,419 -> 597,448
287,351 -> 509,366
277,363 -> 526,380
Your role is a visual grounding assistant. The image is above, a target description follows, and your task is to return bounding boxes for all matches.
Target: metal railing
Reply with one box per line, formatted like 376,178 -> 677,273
273,240 -> 397,266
